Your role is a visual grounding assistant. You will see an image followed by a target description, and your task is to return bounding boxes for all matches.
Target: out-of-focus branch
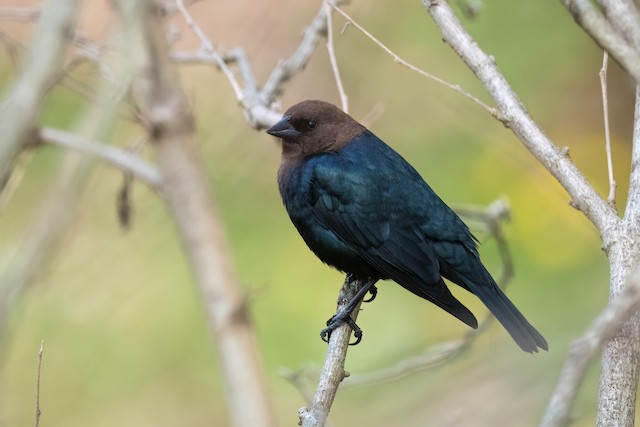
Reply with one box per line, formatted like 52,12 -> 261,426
38,127 -> 161,190
0,0 -> 79,190
541,269 -> 640,427
0,6 -> 40,22
115,2 -> 276,426
424,0 -> 618,238
559,0 -> 640,86
299,277 -> 365,427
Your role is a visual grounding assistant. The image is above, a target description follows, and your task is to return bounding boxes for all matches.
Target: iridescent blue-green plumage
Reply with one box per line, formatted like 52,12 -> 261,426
268,100 -> 547,353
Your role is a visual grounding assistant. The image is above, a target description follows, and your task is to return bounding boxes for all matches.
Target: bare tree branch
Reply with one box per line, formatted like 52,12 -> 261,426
38,127 -> 161,189
299,277 -> 365,427
115,2 -> 277,426
424,0 -> 618,238
0,0 -> 79,190
541,269 -> 640,427
260,2 -> 338,105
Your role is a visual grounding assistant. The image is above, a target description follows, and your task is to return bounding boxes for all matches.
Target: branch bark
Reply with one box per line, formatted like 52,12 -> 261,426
299,277 -> 365,427
0,0 -> 78,188
115,2 -> 276,426
541,269 -> 640,427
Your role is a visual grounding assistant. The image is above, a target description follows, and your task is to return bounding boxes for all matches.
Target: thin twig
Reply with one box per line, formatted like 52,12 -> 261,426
330,3 -> 497,116
325,2 -> 348,112
541,269 -> 640,427
34,339 -> 44,427
599,51 -> 616,209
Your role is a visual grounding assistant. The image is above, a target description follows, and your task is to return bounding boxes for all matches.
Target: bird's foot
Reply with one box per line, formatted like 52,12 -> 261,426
320,312 -> 363,345
362,285 -> 377,303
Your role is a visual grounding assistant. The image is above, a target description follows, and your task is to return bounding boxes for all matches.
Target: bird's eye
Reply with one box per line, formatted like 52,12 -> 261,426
306,121 -> 317,130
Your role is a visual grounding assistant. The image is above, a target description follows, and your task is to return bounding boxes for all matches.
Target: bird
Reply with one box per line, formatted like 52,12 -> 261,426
266,100 -> 547,353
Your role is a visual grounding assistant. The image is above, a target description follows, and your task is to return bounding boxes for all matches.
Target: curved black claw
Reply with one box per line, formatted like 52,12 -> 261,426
320,314 -> 364,345
362,285 -> 378,303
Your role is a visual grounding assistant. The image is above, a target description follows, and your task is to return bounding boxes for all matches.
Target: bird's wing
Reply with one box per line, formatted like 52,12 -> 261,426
310,154 -> 477,328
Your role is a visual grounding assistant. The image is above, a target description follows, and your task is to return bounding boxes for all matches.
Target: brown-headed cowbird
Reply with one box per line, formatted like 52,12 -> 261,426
266,100 -> 547,353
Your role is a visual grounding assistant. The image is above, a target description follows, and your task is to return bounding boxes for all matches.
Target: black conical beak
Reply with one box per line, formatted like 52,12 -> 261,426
266,115 -> 300,140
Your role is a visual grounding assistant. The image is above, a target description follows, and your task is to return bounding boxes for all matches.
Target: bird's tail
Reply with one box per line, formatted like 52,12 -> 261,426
468,280 -> 548,353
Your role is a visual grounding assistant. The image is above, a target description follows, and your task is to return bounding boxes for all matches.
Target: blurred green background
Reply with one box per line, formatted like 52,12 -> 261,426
0,0 -> 637,426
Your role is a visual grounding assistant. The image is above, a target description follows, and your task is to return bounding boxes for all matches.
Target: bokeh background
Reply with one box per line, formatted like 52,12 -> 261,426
0,0 -> 637,426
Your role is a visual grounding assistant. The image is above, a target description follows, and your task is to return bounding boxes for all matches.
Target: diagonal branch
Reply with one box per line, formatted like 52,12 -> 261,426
38,127 -> 161,189
424,0 -> 618,238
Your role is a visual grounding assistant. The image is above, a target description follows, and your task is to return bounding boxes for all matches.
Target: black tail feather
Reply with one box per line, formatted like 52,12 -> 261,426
469,281 -> 548,353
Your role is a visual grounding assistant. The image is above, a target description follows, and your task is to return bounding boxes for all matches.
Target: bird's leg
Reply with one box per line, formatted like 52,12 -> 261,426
321,277 -> 378,345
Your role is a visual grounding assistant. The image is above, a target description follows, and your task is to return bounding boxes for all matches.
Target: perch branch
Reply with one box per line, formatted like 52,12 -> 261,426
299,277 -> 366,427
116,1 -> 276,426
541,269 -> 640,427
